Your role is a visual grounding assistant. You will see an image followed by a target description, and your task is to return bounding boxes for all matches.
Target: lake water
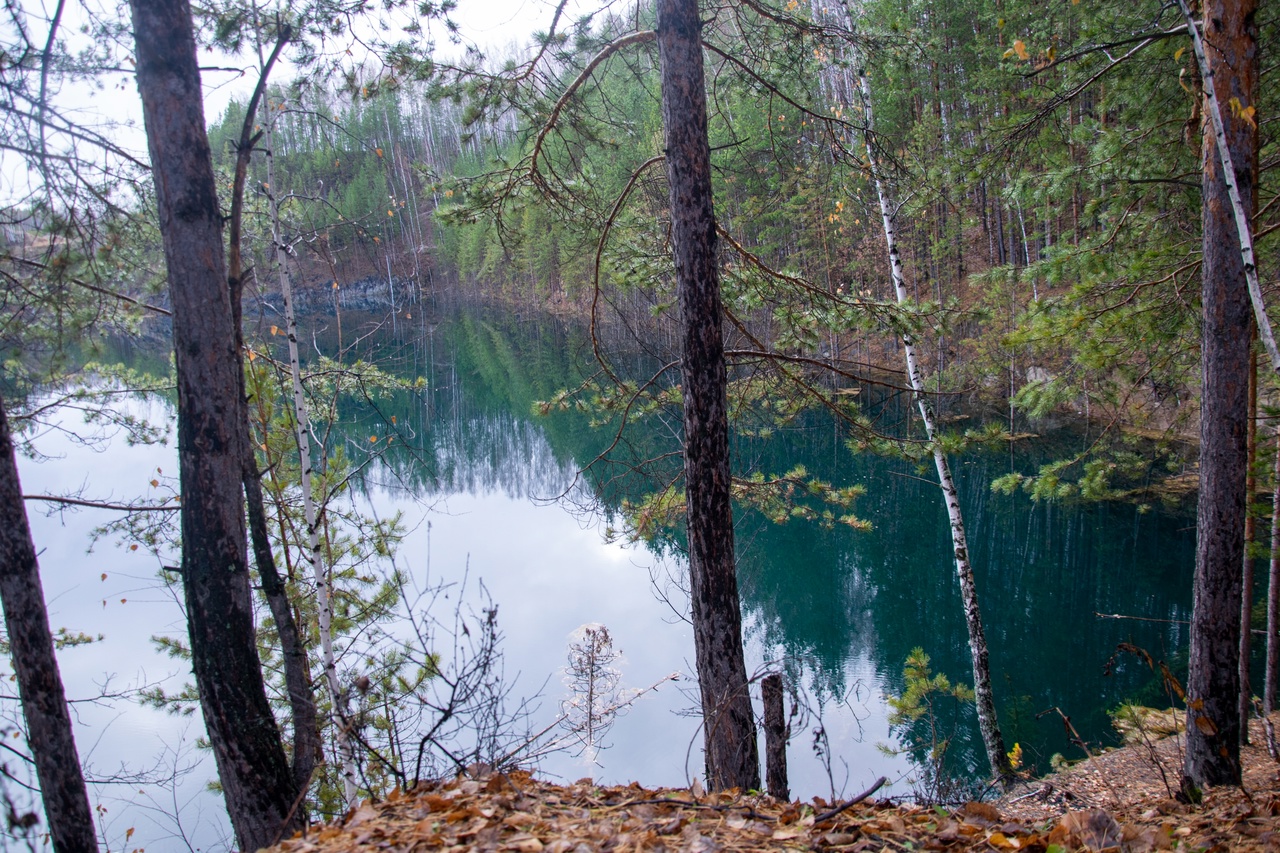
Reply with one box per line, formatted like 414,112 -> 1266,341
12,302 -> 1198,851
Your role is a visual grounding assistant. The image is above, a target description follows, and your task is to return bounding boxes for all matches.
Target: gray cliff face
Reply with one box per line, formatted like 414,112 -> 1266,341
254,275 -> 420,316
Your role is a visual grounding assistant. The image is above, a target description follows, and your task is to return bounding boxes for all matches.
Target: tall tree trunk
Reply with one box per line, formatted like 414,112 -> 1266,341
263,107 -> 359,807
858,72 -> 1012,782
1241,348 -> 1258,744
128,0 -> 302,845
656,0 -> 760,792
0,397 -> 97,852
1183,0 -> 1258,790
1175,0 -> 1279,372
1266,424 -> 1280,715
225,25 -> 321,799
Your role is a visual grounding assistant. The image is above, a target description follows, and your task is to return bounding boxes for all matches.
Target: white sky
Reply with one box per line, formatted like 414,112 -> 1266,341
15,0 -> 575,188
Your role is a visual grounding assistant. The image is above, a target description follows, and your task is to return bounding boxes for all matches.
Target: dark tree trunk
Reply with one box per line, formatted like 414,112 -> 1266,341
1241,348 -> 1258,745
246,459 -> 321,794
225,34 -> 321,795
1184,0 -> 1258,790
0,397 -> 97,852
128,0 -> 303,845
656,0 -> 760,792
762,674 -> 789,801
1267,424 -> 1280,715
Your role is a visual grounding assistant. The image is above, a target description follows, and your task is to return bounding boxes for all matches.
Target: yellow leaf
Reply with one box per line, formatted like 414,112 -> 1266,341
391,415 -> 397,424
1228,97 -> 1258,129
247,350 -> 257,361
1174,46 -> 1186,61
370,436 -> 378,443
1003,47 -> 1015,59
375,147 -> 384,157
987,832 -> 1019,849
1194,714 -> 1218,735
270,325 -> 279,336
150,479 -> 159,487
125,828 -> 135,842
1014,40 -> 1029,61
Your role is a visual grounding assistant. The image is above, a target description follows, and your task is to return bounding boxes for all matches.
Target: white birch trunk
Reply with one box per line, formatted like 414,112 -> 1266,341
858,72 -> 1011,781
1174,0 -> 1280,373
263,107 -> 360,808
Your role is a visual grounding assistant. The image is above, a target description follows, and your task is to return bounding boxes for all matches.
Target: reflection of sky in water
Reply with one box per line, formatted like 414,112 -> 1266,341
18,397 -> 903,853
19,309 -> 1196,851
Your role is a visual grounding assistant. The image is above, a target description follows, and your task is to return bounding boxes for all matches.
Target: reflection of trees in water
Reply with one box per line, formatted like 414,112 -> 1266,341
320,315 -> 580,500
309,304 -> 1197,779
727,398 -> 1195,777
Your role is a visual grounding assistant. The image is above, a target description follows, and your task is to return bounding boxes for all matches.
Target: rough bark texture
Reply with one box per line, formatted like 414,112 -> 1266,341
0,398 -> 97,851
246,458 -> 321,795
1175,0 -> 1278,373
1241,350 -> 1257,746
128,0 -> 303,845
656,0 -> 760,792
1267,425 -> 1280,715
762,674 -> 789,801
1184,0 -> 1257,790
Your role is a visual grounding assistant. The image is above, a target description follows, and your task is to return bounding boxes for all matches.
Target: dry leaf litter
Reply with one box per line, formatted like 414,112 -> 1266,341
264,716 -> 1280,853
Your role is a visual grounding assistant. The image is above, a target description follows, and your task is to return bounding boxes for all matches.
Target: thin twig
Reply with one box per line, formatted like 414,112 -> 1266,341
814,776 -> 888,823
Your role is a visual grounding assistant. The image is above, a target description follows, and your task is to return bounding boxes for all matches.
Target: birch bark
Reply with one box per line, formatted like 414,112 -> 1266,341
262,104 -> 360,808
858,72 -> 1011,781
1174,0 -> 1277,373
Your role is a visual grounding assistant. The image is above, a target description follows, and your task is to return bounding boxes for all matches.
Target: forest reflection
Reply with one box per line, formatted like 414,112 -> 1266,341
302,302 -> 1196,779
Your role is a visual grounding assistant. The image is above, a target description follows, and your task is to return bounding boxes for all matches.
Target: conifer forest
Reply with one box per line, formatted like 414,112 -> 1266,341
0,0 -> 1276,849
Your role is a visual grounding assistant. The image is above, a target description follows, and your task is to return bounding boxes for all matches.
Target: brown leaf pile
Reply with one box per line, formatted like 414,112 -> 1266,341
264,716 -> 1280,853
258,768 -> 1275,853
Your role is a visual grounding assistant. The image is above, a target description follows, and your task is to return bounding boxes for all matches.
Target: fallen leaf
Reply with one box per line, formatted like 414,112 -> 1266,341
1053,810 -> 1122,852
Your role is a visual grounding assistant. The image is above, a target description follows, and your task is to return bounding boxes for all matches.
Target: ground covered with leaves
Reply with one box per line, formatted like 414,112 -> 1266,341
265,718 -> 1280,853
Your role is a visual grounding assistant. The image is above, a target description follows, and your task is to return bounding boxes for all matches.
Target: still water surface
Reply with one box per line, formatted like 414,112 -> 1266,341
17,304 -> 1196,850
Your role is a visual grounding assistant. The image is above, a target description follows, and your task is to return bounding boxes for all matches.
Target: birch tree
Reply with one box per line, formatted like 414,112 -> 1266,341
260,92 -> 361,808
856,70 -> 1011,782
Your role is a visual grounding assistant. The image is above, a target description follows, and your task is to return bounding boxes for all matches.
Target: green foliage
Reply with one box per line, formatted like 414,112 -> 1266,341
880,648 -> 977,804
886,648 -> 975,733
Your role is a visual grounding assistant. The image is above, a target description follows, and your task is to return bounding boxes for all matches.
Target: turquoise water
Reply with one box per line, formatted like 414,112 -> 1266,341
17,302 -> 1198,851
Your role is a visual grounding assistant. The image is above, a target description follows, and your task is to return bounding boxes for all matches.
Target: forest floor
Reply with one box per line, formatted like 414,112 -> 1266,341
264,717 -> 1280,853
